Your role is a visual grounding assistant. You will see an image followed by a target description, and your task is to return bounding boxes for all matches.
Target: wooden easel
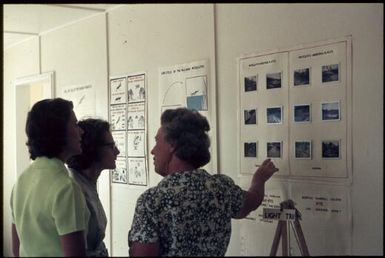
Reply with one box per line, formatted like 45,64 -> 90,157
269,200 -> 310,256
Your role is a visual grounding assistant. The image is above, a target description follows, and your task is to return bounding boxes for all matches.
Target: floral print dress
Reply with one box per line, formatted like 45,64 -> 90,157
128,169 -> 245,256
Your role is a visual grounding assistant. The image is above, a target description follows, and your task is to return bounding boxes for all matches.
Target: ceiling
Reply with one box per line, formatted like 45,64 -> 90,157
3,4 -> 120,49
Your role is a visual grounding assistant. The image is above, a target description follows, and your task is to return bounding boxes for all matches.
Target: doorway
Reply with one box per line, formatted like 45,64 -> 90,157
14,72 -> 54,175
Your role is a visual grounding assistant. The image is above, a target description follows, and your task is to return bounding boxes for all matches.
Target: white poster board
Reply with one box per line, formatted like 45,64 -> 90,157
238,36 -> 353,256
238,37 -> 352,181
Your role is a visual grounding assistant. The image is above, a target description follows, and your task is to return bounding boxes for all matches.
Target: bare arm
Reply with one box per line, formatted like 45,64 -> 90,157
129,241 -> 160,257
234,159 -> 278,219
59,230 -> 86,257
12,224 -> 20,257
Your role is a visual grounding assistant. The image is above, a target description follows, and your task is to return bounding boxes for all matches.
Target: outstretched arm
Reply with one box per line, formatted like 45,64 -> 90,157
234,158 -> 279,219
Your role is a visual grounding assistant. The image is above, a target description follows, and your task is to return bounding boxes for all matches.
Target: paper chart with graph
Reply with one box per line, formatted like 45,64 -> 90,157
159,59 -> 209,114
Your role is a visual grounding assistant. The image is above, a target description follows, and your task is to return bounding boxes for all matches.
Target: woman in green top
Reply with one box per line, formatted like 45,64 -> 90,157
11,98 -> 90,257
67,118 -> 120,257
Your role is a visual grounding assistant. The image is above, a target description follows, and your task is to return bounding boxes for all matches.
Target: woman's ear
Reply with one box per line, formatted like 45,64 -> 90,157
169,144 -> 176,154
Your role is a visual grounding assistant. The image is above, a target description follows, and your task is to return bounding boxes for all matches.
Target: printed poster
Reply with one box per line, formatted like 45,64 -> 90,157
61,84 -> 95,120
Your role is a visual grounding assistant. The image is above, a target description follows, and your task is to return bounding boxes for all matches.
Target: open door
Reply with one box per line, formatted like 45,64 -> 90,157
14,72 -> 54,176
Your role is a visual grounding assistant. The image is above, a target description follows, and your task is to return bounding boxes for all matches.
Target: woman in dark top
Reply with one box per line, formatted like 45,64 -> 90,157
67,118 -> 120,257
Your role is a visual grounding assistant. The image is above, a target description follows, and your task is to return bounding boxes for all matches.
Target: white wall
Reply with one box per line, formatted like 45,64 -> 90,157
106,4 -> 216,255
3,3 -> 383,256
215,3 -> 383,256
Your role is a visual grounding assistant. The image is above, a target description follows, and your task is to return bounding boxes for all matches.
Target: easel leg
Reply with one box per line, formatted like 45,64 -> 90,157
281,221 -> 288,256
270,220 -> 283,256
293,220 -> 310,256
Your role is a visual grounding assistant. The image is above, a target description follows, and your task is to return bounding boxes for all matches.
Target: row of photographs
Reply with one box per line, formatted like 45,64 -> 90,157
244,63 -> 339,91
110,101 -> 146,131
244,140 -> 340,159
110,110 -> 145,131
111,130 -> 146,158
111,157 -> 147,185
244,101 -> 340,124
110,77 -> 146,105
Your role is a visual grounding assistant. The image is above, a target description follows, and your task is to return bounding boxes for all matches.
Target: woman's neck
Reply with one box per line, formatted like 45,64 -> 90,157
81,165 -> 102,184
167,156 -> 196,175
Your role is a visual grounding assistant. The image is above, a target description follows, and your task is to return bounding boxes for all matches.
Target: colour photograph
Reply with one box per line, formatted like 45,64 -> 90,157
294,68 -> 310,86
322,64 -> 339,83
295,141 -> 312,159
245,75 -> 257,92
267,141 -> 282,158
267,106 -> 282,124
322,140 -> 340,158
266,72 -> 282,89
322,101 -> 340,121
244,142 -> 257,157
244,109 -> 257,124
294,104 -> 311,122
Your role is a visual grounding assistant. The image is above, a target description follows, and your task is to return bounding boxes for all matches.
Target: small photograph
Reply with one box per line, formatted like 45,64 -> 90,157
244,109 -> 257,125
295,141 -> 312,159
294,68 -> 310,86
267,106 -> 282,124
244,142 -> 257,157
322,140 -> 340,159
322,64 -> 339,83
266,72 -> 282,89
294,104 -> 311,123
244,75 -> 257,92
267,142 -> 282,158
322,101 -> 340,121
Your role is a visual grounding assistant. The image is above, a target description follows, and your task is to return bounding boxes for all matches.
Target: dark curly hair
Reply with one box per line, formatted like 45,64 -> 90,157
67,118 -> 111,170
161,108 -> 210,168
26,98 -> 74,160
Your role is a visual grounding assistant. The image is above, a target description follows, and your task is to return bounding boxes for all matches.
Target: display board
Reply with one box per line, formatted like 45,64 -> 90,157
109,73 -> 148,186
238,37 -> 353,256
238,37 -> 352,180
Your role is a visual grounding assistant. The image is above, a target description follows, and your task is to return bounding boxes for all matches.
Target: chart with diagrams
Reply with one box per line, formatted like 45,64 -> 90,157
109,73 -> 148,186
